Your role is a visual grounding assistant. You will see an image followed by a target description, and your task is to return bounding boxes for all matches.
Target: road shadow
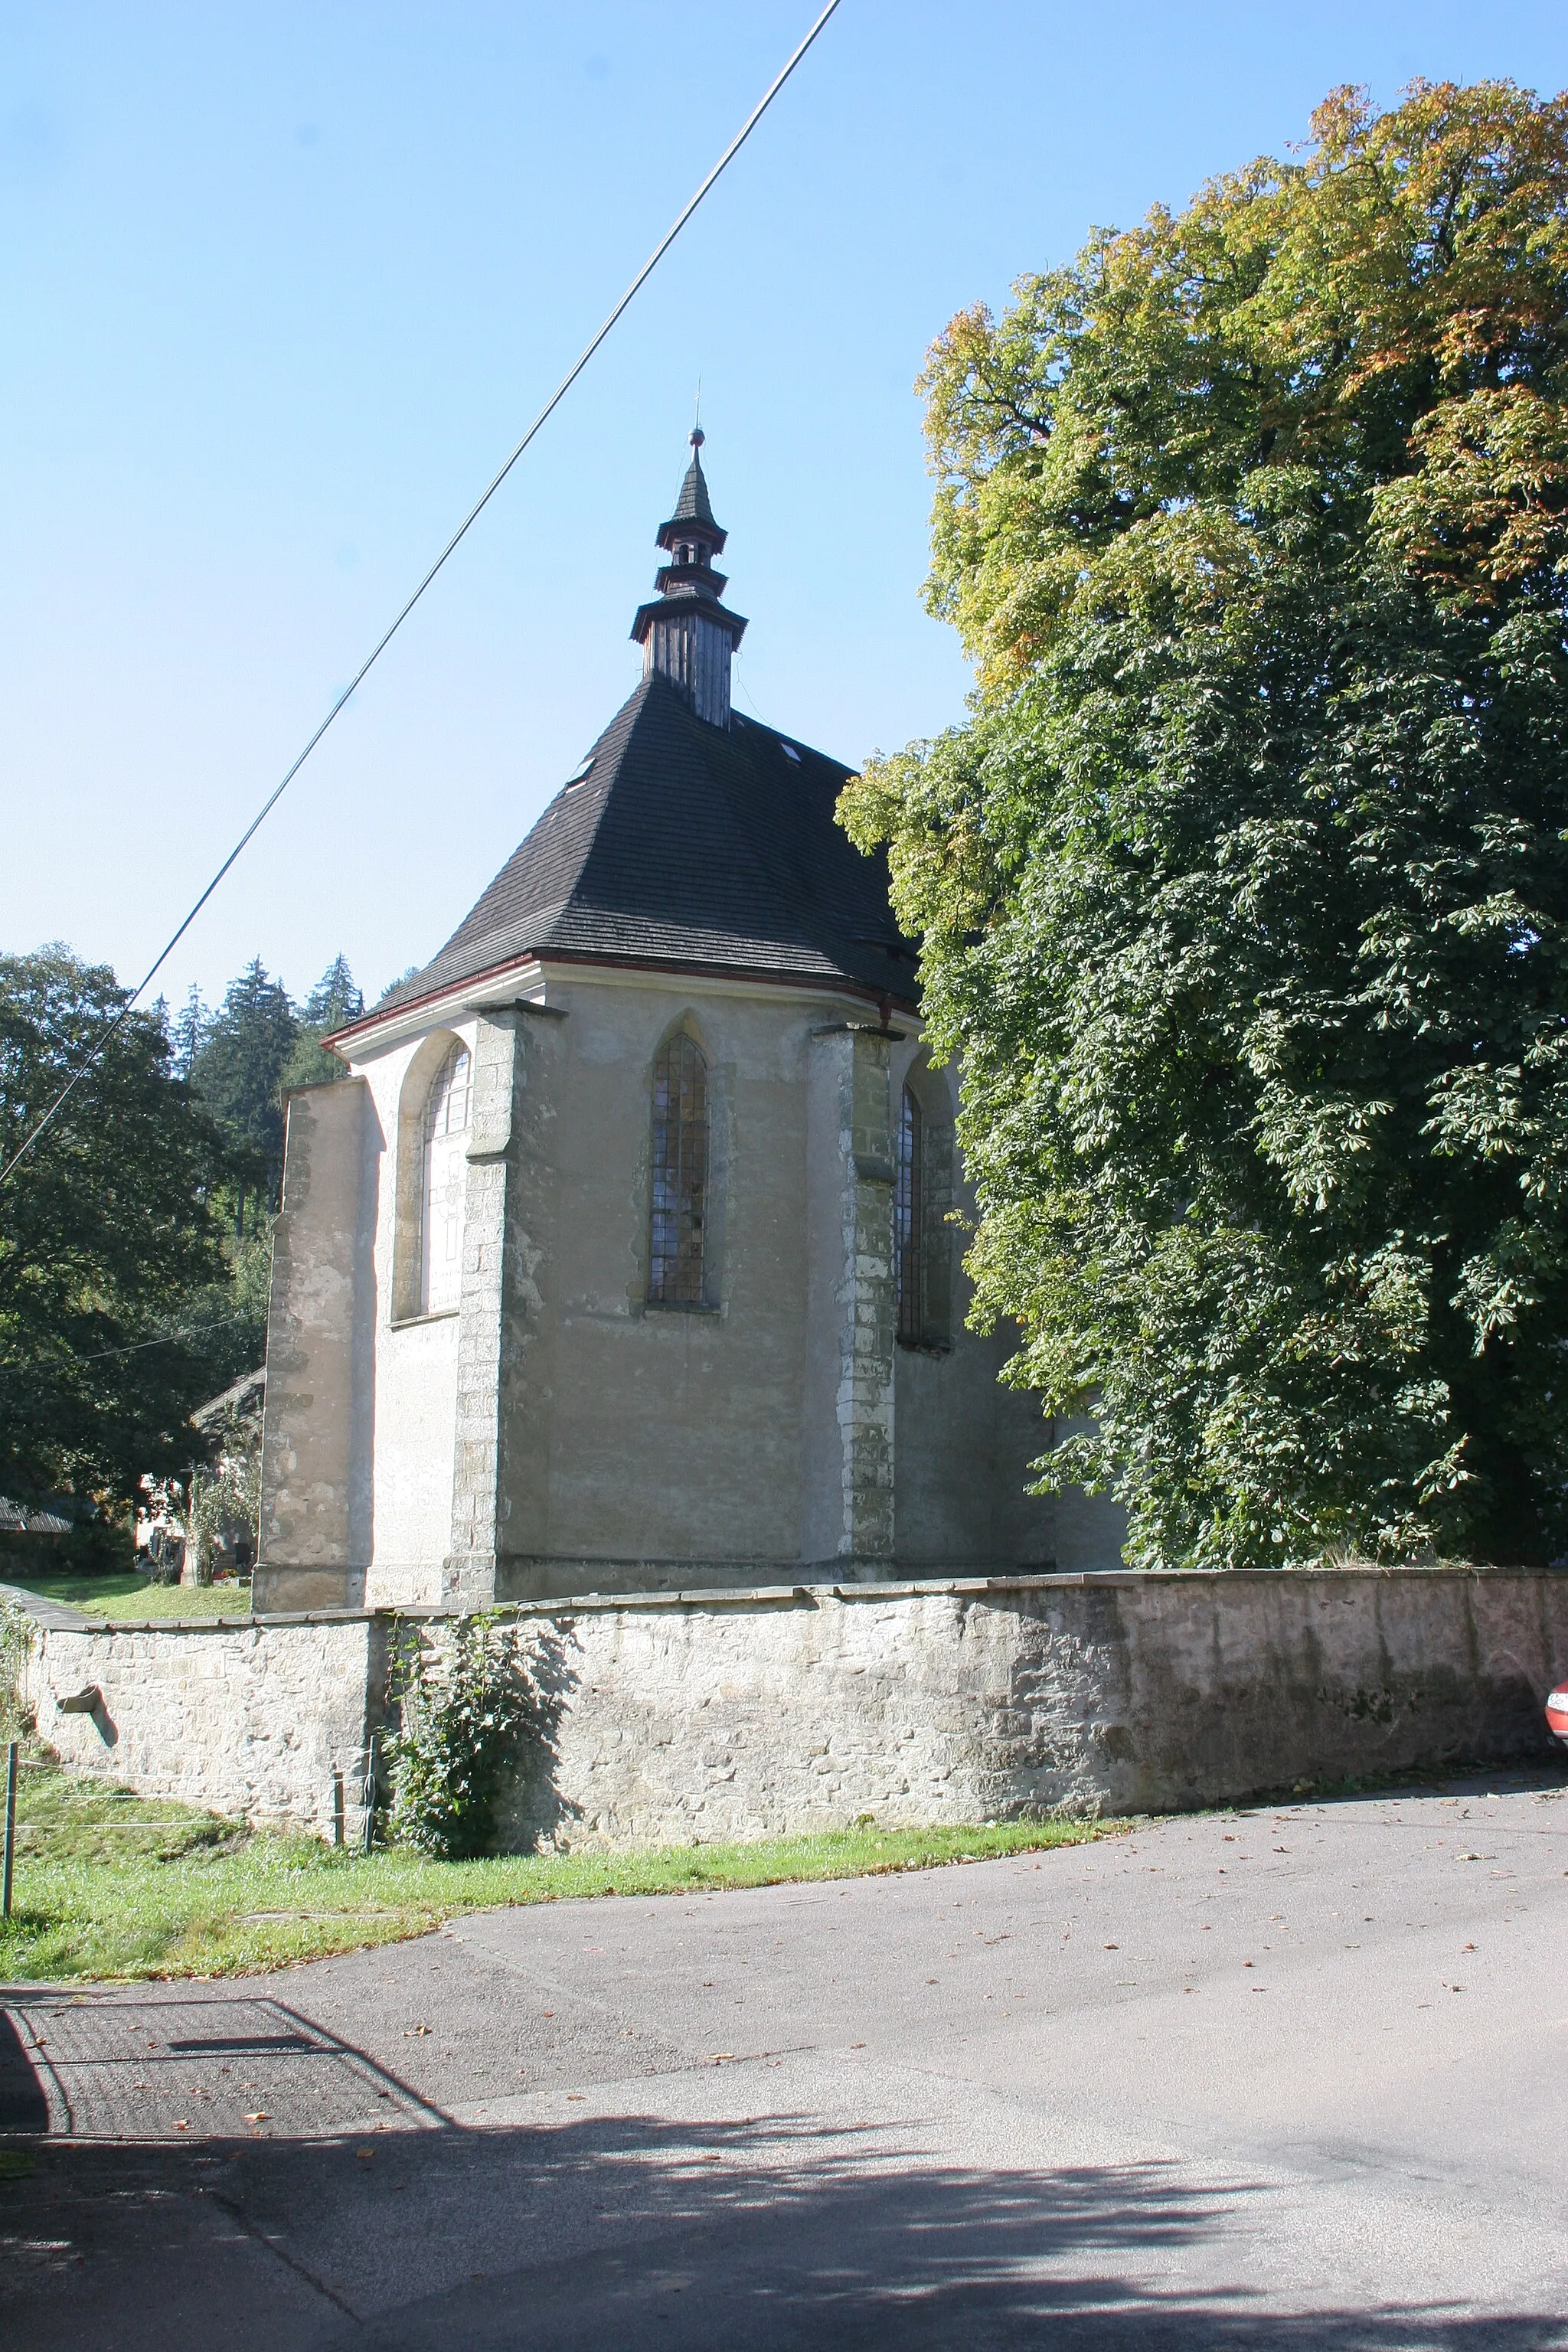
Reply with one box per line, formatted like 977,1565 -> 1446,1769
2,2112 -> 1561,2352
1243,1757 -> 1568,1812
0,2009 -> 47,2132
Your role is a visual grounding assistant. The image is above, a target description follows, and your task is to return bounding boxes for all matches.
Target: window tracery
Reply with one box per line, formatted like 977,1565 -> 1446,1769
896,1083 -> 925,1345
649,1034 -> 707,1304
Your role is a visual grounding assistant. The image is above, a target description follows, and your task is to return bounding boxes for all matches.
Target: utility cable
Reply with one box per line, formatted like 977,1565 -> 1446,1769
0,1315 -> 248,1372
0,0 -> 844,1194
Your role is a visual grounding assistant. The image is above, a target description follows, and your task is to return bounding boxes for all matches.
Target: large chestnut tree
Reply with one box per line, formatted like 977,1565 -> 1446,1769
843,83 -> 1568,1566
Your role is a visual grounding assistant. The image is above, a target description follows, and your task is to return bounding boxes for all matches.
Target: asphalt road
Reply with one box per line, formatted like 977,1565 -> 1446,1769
3,1769 -> 1566,2350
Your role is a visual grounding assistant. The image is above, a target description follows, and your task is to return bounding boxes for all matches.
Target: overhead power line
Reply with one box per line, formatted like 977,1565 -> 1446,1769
0,1315 -> 247,1373
0,0 -> 845,1195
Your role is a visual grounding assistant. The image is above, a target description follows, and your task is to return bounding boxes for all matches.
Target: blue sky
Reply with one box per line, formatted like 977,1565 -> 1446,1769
5,2 -> 1566,1015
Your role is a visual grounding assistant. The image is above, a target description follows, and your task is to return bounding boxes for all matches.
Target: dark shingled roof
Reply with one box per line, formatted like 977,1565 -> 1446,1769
668,449 -> 716,530
362,675 -> 918,1023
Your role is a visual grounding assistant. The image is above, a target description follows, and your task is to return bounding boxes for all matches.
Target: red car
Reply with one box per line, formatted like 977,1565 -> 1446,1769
1548,1681 -> 1568,1746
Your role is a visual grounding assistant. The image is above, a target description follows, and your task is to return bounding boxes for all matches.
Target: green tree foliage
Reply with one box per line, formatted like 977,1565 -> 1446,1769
385,1616 -> 539,1858
841,82 -> 1568,1568
168,1217 -> 276,1411
302,955 -> 362,1030
0,1592 -> 32,1737
189,959 -> 297,1202
0,947 -> 236,1512
170,984 -> 206,1083
279,955 -> 362,1093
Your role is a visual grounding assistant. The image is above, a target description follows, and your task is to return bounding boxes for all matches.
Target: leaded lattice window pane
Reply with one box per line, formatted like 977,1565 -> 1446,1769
649,1034 -> 707,1304
896,1083 -> 924,1344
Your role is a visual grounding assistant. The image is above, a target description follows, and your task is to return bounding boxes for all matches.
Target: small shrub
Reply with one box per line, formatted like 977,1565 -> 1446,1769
383,1614 -> 537,1859
0,1595 -> 34,1740
182,1417 -> 262,1588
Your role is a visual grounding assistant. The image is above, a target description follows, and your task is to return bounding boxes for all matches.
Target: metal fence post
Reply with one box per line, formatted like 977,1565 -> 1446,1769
2,1740 -> 17,1922
361,1733 -> 378,1855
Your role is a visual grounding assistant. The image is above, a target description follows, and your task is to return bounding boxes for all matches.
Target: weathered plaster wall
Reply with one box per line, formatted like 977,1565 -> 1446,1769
24,1569 -> 1566,1847
888,1044 -> 1058,1571
354,1024 -> 472,1608
495,977 -> 816,1590
260,969 -> 1121,1609
254,1078 -> 377,1613
890,1046 -> 983,1566
451,972 -> 1073,1599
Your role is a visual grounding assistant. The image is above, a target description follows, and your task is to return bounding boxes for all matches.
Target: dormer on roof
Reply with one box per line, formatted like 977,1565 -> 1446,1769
630,428 -> 747,727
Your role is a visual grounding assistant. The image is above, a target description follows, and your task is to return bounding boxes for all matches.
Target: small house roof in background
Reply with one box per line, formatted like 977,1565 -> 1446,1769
0,1496 -> 76,1537
192,1367 -> 266,1431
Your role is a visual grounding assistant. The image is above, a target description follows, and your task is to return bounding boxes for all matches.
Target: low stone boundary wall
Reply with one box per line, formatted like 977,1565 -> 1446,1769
19,1566 -> 1568,1847
23,1615 -> 385,1843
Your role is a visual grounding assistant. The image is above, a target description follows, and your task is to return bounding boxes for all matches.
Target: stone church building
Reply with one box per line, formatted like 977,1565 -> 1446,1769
255,439 -> 1119,1613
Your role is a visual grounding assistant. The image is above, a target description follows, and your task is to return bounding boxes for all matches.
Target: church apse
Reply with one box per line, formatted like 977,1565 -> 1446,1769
257,433 -> 1118,1613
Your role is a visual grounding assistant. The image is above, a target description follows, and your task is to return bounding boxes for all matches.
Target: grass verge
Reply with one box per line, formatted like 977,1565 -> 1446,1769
0,1570 -> 252,1622
0,1753 -> 1117,1983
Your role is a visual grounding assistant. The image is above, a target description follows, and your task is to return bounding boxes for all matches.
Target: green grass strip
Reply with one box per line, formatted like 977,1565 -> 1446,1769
0,1756 -> 1116,1984
2,1569 -> 251,1621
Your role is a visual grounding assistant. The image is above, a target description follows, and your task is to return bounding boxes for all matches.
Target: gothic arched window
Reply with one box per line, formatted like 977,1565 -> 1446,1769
896,1083 -> 924,1345
649,1034 -> 707,1304
420,1042 -> 471,1315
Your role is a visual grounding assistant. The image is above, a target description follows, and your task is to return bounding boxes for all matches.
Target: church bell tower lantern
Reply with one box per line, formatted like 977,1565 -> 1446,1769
630,428 -> 748,727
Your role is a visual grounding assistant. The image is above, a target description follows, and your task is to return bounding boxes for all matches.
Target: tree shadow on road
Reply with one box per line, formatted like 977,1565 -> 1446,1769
4,2109 -> 1560,2352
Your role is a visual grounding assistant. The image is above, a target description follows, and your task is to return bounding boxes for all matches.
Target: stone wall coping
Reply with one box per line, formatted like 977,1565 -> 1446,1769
24,1559 -> 1566,1639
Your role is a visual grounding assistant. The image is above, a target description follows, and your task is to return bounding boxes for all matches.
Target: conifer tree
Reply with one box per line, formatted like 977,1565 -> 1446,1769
170,982 -> 206,1082
282,954 -> 363,1092
188,958 -> 297,1204
302,953 -> 363,1031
